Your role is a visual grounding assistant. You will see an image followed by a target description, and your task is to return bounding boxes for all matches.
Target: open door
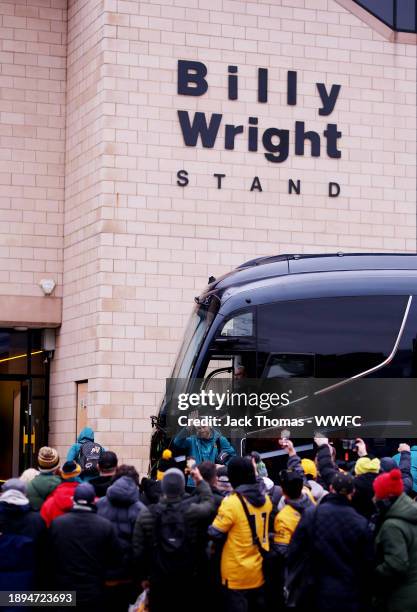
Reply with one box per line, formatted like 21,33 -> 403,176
0,380 -> 22,480
76,381 -> 88,437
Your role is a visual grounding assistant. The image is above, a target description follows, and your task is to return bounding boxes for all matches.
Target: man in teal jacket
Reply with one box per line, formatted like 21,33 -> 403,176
173,426 -> 236,486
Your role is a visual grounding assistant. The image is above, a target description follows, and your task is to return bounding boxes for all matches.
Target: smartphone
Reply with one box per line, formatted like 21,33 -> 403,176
185,457 -> 196,473
341,439 -> 356,451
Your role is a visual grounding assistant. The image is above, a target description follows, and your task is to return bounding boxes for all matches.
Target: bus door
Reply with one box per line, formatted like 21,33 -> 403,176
198,308 -> 257,453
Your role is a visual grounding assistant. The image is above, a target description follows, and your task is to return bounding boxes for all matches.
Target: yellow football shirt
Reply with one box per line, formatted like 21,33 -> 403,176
274,490 -> 315,546
273,503 -> 302,546
212,492 -> 273,590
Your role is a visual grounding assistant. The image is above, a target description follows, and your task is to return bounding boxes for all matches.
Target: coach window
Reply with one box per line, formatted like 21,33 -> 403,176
220,311 -> 254,337
258,295 -> 409,379
198,308 -> 257,387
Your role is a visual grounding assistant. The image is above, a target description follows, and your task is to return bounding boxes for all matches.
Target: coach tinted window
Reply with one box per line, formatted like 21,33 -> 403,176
258,296 -> 408,378
220,311 -> 254,337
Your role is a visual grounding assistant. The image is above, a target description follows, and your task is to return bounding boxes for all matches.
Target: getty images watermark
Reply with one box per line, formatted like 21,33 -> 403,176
164,378 -> 417,438
176,390 -> 361,429
177,413 -> 362,429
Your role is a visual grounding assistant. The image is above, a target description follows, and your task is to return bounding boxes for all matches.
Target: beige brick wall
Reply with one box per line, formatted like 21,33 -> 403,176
49,0 -> 105,449
0,0 -> 66,299
4,0 -> 414,474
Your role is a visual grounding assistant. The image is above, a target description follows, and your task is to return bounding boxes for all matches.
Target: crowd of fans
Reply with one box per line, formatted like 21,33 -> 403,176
1,425 -> 417,612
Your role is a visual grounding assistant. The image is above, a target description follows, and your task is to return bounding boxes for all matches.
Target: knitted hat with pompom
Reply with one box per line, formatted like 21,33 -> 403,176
373,468 -> 404,500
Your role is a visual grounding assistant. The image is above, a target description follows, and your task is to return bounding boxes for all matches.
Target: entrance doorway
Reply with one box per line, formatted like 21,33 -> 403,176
0,329 -> 50,481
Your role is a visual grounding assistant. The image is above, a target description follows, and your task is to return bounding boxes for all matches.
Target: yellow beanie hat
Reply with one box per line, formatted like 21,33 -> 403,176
355,457 -> 380,476
301,458 -> 317,480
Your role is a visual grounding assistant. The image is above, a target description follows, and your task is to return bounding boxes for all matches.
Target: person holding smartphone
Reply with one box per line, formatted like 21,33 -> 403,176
173,425 -> 236,487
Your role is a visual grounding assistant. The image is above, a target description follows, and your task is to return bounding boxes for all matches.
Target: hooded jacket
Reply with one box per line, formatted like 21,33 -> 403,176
133,479 -> 215,582
375,493 -> 417,612
66,427 -> 105,481
40,481 -> 79,527
173,428 -> 236,486
209,481 -> 273,590
0,490 -> 46,590
96,476 -> 145,576
66,427 -> 95,463
26,473 -> 61,511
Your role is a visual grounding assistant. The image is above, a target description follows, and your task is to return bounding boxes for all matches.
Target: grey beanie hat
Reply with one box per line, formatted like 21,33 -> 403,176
2,478 -> 27,494
161,468 -> 185,498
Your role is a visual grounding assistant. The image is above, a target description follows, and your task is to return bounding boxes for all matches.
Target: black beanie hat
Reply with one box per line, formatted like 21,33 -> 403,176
228,456 -> 256,489
332,472 -> 354,495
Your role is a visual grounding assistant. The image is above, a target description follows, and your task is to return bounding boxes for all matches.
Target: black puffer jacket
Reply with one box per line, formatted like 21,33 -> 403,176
96,476 -> 145,576
133,479 -> 215,582
287,493 -> 374,612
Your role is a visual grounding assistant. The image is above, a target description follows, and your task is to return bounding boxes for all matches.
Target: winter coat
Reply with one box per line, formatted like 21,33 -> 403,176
392,450 -> 415,494
173,428 -> 236,466
96,476 -> 145,577
316,445 -> 376,519
211,486 -> 227,511
66,426 -> 95,462
352,472 -> 378,520
316,444 -> 338,490
133,479 -> 215,582
49,506 -> 123,606
375,493 -> 417,612
40,481 -> 79,527
89,474 -> 113,498
26,473 -> 61,511
66,427 -> 105,481
0,490 -> 46,591
287,493 -> 373,612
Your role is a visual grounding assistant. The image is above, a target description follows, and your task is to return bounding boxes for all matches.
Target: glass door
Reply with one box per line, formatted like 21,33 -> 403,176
0,329 -> 50,478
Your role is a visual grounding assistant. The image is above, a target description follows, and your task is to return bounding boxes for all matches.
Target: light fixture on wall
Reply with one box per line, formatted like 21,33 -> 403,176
39,279 -> 56,296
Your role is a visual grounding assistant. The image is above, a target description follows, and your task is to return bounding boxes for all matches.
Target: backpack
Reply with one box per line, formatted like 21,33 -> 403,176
79,440 -> 103,473
150,500 -> 195,577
